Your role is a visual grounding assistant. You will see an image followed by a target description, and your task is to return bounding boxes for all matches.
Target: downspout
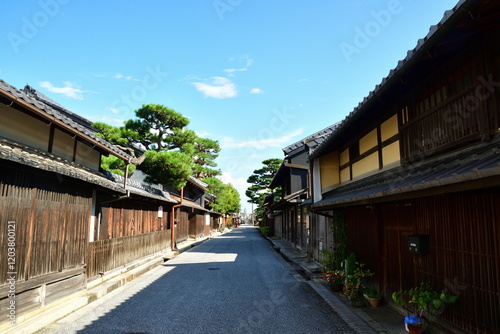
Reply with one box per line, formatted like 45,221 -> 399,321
124,159 -> 131,195
171,187 -> 184,251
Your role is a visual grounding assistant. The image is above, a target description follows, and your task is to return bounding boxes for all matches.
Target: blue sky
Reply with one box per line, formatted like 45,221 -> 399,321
1,0 -> 459,212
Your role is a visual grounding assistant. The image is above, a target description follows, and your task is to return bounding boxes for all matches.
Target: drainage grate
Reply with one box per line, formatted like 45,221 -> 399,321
208,267 -> 220,271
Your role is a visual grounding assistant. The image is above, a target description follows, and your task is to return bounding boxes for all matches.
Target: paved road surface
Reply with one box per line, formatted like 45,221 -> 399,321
38,226 -> 354,334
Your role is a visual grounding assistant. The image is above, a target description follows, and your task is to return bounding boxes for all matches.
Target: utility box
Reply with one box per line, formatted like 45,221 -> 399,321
408,234 -> 429,254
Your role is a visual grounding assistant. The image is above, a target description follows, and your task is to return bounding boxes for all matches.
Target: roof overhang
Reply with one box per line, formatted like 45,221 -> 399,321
313,134 -> 500,210
0,137 -> 126,193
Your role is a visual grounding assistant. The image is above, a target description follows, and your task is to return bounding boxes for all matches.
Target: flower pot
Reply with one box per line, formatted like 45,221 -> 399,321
330,284 -> 343,292
367,298 -> 380,307
404,316 -> 423,333
408,323 -> 424,334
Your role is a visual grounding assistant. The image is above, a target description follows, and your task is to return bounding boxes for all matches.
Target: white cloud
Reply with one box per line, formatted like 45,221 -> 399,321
195,130 -> 211,138
224,55 -> 254,77
107,107 -> 120,114
114,73 -> 140,81
250,88 -> 263,94
221,128 -> 304,150
39,81 -> 87,100
192,77 -> 237,99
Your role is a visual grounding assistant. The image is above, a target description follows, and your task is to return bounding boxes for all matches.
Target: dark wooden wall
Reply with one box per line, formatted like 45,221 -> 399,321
87,229 -> 171,278
347,191 -> 500,332
100,199 -> 170,239
0,167 -> 91,322
346,206 -> 382,285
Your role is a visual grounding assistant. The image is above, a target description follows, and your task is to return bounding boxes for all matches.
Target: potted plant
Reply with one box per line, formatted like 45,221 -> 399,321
392,282 -> 459,333
363,285 -> 383,307
325,270 -> 345,292
343,262 -> 374,307
319,247 -> 337,278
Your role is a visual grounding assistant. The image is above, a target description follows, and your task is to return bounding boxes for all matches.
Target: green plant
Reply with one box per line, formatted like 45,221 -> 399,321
346,252 -> 357,275
319,247 -> 337,271
328,209 -> 347,269
343,262 -> 374,297
392,282 -> 459,318
364,285 -> 383,299
260,226 -> 270,237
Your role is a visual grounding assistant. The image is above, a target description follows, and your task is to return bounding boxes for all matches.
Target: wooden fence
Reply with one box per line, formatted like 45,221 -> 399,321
0,182 -> 90,285
100,201 -> 170,239
86,229 -> 171,279
0,181 -> 90,320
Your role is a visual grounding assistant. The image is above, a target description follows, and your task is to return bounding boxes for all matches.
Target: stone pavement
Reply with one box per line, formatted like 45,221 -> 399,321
267,237 -> 407,334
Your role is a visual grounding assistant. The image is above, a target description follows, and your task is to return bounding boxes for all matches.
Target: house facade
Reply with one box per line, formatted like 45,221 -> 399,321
308,1 -> 500,332
269,125 -> 338,252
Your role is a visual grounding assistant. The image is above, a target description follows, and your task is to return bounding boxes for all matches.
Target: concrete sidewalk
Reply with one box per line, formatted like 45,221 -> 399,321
267,237 -> 407,334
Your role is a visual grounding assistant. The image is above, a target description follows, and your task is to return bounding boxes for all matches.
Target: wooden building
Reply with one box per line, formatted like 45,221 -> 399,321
0,81 -> 219,328
269,125 -> 337,252
0,81 -> 132,324
307,0 -> 500,332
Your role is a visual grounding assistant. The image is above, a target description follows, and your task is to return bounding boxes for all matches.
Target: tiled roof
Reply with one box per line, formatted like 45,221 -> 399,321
0,137 -> 125,193
283,123 -> 340,155
313,134 -> 500,209
309,0 -> 472,159
188,176 -> 208,190
22,85 -> 96,132
0,79 -> 133,161
106,172 -> 177,203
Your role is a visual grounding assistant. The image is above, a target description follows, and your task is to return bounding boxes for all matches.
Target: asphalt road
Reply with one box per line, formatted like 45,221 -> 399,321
37,226 -> 354,334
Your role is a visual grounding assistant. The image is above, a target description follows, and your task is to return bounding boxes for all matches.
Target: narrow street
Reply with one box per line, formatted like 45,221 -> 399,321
38,226 -> 355,334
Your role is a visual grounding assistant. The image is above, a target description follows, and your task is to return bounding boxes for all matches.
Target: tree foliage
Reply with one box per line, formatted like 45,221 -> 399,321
100,155 -> 136,176
124,104 -> 191,151
141,150 -> 194,190
203,177 -> 240,214
93,122 -> 130,146
246,158 -> 281,221
193,137 -> 221,178
246,158 -> 282,205
94,104 -> 226,192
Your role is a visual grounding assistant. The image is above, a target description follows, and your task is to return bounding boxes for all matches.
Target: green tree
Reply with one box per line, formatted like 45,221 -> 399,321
246,158 -> 281,204
193,137 -> 221,178
100,155 -> 136,176
246,158 -> 281,219
141,150 -> 194,190
123,104 -> 197,189
93,122 -> 137,175
94,104 -> 223,191
93,122 -> 129,146
203,177 -> 241,214
124,104 -> 191,151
